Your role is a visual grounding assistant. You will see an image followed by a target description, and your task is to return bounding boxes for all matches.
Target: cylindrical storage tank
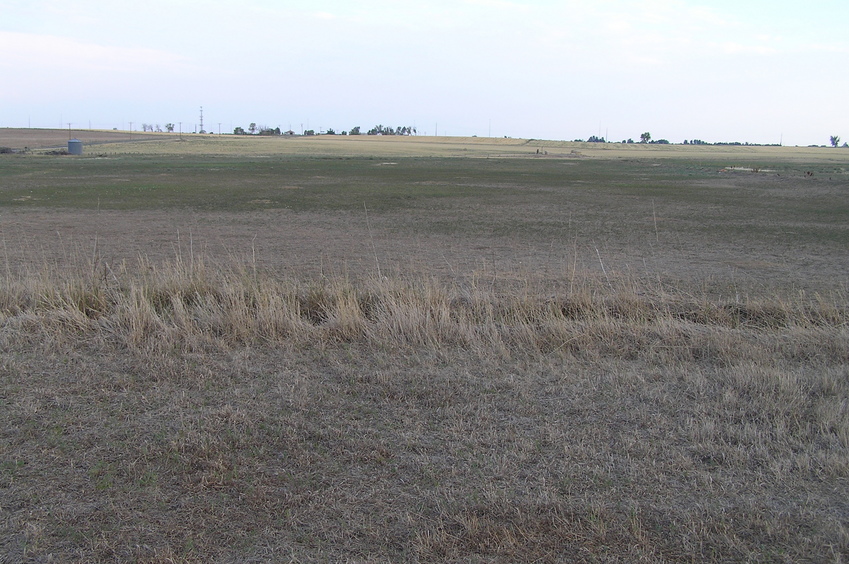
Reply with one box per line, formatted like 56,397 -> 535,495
68,139 -> 83,155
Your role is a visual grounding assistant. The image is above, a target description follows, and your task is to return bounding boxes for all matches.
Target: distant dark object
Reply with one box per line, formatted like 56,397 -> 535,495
68,139 -> 83,155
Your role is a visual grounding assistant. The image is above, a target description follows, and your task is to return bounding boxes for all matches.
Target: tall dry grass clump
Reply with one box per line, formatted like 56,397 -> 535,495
3,249 -> 849,562
2,250 -> 847,366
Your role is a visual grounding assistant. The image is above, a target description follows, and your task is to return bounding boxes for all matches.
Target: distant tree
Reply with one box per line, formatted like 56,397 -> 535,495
234,126 -> 246,135
326,128 -> 336,135
304,129 -> 315,136
249,123 -> 257,134
365,124 -> 414,136
830,135 -> 841,148
640,132 -> 651,143
349,126 -> 361,135
165,123 -> 175,133
587,135 -> 605,143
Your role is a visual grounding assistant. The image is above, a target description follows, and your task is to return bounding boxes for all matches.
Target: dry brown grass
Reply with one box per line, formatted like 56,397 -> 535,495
2,130 -> 847,560
2,249 -> 847,562
4,127 -> 848,162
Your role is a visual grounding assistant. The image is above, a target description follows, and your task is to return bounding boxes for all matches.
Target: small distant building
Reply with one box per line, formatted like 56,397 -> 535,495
68,139 -> 83,155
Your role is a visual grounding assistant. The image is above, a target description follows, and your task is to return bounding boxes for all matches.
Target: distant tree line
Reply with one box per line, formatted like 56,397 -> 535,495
365,125 -> 416,136
150,122 -> 847,147
570,131 -> 800,146
226,123 -> 418,137
574,132 -> 669,144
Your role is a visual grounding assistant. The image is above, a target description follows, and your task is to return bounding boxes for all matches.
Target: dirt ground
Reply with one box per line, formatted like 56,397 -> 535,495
2,135 -> 849,562
2,204 -> 847,298
3,130 -> 847,296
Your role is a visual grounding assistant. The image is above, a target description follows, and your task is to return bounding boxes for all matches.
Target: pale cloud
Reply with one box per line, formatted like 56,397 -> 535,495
462,0 -> 529,11
719,41 -> 778,56
1,31 -> 197,104
2,31 -> 189,72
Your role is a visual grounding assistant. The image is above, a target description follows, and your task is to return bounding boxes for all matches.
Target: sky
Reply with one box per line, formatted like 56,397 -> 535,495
1,0 -> 847,146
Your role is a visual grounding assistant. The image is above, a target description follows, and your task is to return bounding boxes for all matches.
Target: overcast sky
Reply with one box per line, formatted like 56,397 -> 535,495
2,0 -> 847,146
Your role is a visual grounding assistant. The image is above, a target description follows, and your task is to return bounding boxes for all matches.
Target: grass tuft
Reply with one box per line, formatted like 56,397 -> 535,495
2,252 -> 846,363
2,251 -> 848,562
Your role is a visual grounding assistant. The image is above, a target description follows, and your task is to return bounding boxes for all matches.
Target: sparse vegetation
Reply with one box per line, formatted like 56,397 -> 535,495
2,250 -> 848,562
1,130 -> 848,561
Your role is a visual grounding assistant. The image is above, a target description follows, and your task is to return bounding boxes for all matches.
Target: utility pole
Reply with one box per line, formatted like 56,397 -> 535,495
179,122 -> 182,141
67,123 -> 72,139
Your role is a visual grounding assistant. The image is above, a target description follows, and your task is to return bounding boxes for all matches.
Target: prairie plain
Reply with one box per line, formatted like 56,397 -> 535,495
1,130 -> 848,562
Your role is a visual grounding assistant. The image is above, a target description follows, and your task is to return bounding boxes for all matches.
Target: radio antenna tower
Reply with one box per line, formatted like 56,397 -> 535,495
199,106 -> 204,133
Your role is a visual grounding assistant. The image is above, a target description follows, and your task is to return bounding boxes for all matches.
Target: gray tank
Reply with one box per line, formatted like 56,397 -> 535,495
68,139 -> 83,155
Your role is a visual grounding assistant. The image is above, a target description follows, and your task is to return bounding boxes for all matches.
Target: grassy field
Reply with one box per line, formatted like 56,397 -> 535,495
1,131 -> 848,562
